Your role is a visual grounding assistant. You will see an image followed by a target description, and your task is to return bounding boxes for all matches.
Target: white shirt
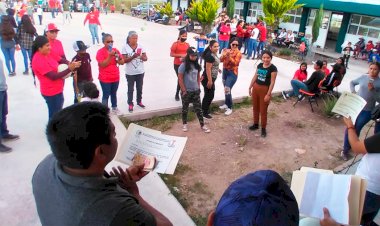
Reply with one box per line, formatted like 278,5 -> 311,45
278,31 -> 287,39
121,43 -> 145,75
251,28 -> 259,40
356,154 -> 380,195
36,8 -> 43,15
287,33 -> 295,42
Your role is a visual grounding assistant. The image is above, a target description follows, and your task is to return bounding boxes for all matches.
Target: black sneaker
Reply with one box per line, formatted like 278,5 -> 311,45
261,128 -> 267,137
249,124 -> 259,130
282,91 -> 288,100
2,134 -> 19,141
204,114 -> 212,119
137,102 -> 146,108
0,143 -> 12,153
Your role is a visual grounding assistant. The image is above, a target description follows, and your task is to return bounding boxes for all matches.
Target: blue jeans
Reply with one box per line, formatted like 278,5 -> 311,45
247,39 -> 257,58
89,24 -> 99,45
51,8 -> 56,18
218,40 -> 229,54
288,79 -> 308,97
343,110 -> 380,153
1,47 -> 16,74
222,69 -> 237,109
21,48 -> 32,71
100,81 -> 119,108
0,91 -> 9,138
257,41 -> 266,56
42,93 -> 64,119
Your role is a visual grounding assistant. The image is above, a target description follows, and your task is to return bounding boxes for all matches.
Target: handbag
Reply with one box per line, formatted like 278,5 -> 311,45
371,104 -> 380,122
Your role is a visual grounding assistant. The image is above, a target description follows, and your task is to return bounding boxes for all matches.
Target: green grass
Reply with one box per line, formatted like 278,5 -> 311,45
191,215 -> 208,226
322,95 -> 338,117
278,48 -> 293,56
189,182 -> 213,197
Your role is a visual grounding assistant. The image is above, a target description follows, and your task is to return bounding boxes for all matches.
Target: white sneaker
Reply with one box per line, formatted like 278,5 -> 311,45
112,108 -> 122,115
219,104 -> 228,110
225,108 -> 233,116
182,124 -> 188,132
201,125 -> 211,133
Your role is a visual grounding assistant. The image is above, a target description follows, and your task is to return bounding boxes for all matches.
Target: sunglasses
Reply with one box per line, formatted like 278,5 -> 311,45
231,43 -> 238,47
106,41 -> 114,43
49,30 -> 58,33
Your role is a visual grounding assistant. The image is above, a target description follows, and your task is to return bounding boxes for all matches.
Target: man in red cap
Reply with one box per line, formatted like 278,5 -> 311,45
45,23 -> 68,64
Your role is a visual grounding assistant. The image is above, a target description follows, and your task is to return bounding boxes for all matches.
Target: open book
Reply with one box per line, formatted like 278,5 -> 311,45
291,167 -> 367,225
111,115 -> 187,174
332,92 -> 367,124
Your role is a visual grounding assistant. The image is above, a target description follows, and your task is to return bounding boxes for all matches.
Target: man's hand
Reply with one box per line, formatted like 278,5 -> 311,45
207,80 -> 213,89
109,164 -> 148,195
320,208 -> 341,226
343,116 -> 354,128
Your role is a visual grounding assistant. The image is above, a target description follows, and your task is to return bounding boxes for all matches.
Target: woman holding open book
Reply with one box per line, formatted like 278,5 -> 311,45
341,62 -> 380,161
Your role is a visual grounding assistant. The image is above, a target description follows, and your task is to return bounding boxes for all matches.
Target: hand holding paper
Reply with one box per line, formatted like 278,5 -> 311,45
332,92 -> 367,124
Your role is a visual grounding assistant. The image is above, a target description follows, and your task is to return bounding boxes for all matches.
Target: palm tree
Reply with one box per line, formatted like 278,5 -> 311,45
186,0 -> 221,33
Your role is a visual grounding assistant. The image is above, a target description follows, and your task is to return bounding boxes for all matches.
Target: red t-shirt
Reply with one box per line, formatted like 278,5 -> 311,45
49,39 -> 65,62
292,69 -> 307,81
323,68 -> 330,76
32,52 -> 64,96
170,41 -> 189,65
84,12 -> 101,25
96,47 -> 120,83
218,24 -> 231,41
257,25 -> 267,42
236,25 -> 245,38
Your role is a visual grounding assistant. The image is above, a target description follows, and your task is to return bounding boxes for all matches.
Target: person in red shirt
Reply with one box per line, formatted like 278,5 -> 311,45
170,30 -> 190,101
218,20 -> 231,54
84,7 -> 102,45
45,23 -> 67,64
256,22 -> 267,57
322,60 -> 330,76
362,40 -> 374,60
243,23 -> 252,55
31,36 -> 81,119
96,33 -> 124,115
235,20 -> 245,50
293,62 -> 308,82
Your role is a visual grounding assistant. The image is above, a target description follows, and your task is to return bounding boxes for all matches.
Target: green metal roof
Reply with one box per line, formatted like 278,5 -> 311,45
244,0 -> 380,17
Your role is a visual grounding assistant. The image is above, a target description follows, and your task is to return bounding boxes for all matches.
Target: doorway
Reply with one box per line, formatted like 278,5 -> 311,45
326,13 -> 343,51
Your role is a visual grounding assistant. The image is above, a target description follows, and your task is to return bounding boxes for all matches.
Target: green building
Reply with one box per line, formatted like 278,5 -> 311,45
234,0 -> 380,53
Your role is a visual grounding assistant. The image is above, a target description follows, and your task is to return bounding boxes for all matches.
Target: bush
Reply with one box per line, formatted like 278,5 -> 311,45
278,48 -> 292,56
157,2 -> 173,18
322,95 -> 337,117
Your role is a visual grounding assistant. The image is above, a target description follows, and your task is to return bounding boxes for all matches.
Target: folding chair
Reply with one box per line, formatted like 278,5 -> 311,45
293,89 -> 319,112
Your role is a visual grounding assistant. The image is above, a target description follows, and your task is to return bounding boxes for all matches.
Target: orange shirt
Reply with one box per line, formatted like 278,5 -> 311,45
170,41 -> 189,65
32,52 -> 64,96
221,49 -> 242,76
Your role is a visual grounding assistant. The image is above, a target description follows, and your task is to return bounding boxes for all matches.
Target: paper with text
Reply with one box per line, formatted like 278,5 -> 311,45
332,92 -> 366,124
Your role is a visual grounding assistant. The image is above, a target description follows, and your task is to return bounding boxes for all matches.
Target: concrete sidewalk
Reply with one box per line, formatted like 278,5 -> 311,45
0,11 -> 371,226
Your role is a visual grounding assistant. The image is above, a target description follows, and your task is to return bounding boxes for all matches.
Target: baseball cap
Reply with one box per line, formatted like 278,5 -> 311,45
313,60 -> 324,68
187,47 -> 198,56
214,170 -> 299,226
73,41 -> 89,52
46,23 -> 60,32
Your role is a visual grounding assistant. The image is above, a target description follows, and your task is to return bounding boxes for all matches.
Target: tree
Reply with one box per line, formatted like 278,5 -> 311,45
186,0 -> 221,33
226,0 -> 235,19
157,2 -> 173,18
312,4 -> 324,44
261,0 -> 303,37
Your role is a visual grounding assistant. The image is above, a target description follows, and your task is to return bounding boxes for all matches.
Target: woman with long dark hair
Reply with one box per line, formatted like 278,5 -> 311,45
16,15 -> 37,75
178,47 -> 210,133
31,36 -> 81,119
201,40 -> 220,119
96,33 -> 124,115
0,15 -> 17,76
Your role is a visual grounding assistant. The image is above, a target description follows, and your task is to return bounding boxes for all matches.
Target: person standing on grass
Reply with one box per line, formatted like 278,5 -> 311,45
201,40 -> 220,119
178,47 -> 211,133
96,33 -> 124,115
219,38 -> 242,116
16,15 -> 36,75
122,31 -> 148,113
248,50 -> 277,138
341,62 -> 380,161
170,29 -> 190,101
84,7 -> 102,46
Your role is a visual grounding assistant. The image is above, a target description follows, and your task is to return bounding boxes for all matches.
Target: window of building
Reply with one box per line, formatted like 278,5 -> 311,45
307,9 -> 330,28
247,2 -> 263,22
347,14 -> 380,39
234,2 -> 244,17
284,7 -> 302,24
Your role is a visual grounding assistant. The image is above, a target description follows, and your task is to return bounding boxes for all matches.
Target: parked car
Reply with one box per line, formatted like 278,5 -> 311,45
131,3 -> 156,16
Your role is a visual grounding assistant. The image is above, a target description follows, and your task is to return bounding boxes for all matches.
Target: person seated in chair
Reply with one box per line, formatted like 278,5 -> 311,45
282,60 -> 325,100
320,63 -> 344,92
283,30 -> 295,47
362,40 -> 374,60
276,28 -> 287,45
354,37 -> 365,59
368,49 -> 380,63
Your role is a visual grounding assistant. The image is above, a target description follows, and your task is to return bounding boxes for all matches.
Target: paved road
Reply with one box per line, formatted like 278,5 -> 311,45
0,11 -> 370,226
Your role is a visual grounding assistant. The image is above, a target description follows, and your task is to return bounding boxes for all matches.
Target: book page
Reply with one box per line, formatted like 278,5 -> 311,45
332,92 -> 367,124
115,123 -> 187,174
299,172 -> 351,225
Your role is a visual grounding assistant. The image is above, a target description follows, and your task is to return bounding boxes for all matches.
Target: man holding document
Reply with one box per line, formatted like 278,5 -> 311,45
341,62 -> 380,161
32,102 -> 172,226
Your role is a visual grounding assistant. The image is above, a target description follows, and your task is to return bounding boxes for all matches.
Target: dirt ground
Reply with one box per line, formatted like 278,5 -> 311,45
158,96 -> 348,222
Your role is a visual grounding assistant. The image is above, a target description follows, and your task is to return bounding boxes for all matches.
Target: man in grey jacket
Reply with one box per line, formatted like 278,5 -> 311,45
0,58 -> 19,153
